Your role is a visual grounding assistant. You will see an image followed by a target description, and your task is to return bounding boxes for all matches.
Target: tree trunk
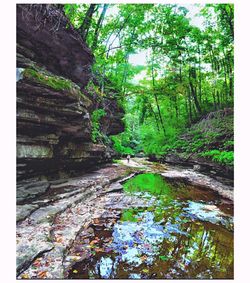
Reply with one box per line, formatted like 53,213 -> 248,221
80,4 -> 97,42
228,60 -> 233,97
221,5 -> 234,40
151,52 -> 167,137
188,67 -> 202,115
222,57 -> 229,102
187,90 -> 192,124
212,89 -> 217,110
198,45 -> 202,104
92,4 -> 108,50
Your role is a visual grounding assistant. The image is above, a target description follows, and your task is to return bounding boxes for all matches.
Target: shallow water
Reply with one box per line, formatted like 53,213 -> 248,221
67,173 -> 233,279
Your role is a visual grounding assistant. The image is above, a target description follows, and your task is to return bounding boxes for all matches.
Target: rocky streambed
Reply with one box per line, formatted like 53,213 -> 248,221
16,159 -> 233,279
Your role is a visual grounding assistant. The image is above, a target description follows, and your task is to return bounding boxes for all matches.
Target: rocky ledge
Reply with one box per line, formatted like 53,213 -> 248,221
16,164 -> 138,278
16,4 -> 124,194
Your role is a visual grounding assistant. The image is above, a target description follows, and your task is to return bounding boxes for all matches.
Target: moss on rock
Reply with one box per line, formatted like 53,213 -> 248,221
24,68 -> 72,90
23,67 -> 92,107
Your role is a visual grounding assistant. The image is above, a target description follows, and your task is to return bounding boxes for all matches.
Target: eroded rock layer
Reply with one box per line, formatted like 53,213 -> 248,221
16,4 -> 124,197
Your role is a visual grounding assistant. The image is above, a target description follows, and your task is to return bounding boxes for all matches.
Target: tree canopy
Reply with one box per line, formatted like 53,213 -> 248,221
64,3 -> 234,157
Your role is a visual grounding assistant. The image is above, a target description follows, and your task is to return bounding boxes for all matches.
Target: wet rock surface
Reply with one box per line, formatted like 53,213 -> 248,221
161,167 -> 233,201
66,172 -> 233,279
17,160 -> 233,279
16,164 -> 135,278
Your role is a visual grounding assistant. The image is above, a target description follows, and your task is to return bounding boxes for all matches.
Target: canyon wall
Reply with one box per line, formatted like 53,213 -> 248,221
16,4 -> 124,201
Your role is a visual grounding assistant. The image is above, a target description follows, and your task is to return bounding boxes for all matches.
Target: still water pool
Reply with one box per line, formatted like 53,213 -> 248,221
68,173 -> 233,279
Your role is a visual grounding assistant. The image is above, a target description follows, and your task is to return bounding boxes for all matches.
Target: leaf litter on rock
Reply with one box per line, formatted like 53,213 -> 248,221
37,270 -> 48,278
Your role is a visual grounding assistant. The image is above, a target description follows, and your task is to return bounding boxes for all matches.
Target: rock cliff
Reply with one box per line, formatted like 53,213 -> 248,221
16,4 -> 124,201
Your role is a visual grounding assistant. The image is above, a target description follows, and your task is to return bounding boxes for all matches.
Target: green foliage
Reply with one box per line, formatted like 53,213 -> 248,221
223,140 -> 234,149
140,130 -> 167,156
63,3 -> 234,162
200,150 -> 234,165
111,135 -> 134,155
91,109 -> 106,143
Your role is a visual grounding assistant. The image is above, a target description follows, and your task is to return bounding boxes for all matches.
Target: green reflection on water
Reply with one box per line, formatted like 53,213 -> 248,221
123,173 -> 173,196
68,173 -> 233,279
121,173 -> 233,278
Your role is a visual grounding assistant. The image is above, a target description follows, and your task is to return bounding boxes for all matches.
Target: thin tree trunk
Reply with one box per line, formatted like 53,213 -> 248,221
189,67 -> 202,115
92,4 -> 108,50
221,5 -> 234,40
216,90 -> 221,107
228,60 -> 233,97
80,4 -> 97,42
122,52 -> 129,95
198,45 -> 202,104
187,90 -> 193,123
222,57 -> 229,102
151,52 -> 167,137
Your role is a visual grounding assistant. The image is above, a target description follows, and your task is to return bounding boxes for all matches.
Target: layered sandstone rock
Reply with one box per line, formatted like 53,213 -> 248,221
16,4 -> 124,200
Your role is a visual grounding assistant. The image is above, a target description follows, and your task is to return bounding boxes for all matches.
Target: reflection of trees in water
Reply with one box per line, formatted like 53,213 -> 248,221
161,221 -> 233,278
69,175 -> 233,279
121,193 -> 233,278
74,219 -> 233,279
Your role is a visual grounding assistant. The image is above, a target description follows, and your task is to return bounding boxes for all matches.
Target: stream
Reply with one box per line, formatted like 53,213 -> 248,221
67,173 -> 233,279
17,160 -> 233,279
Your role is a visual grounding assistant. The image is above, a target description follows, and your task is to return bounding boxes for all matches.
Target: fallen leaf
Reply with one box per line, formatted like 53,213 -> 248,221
142,268 -> 149,273
38,270 -> 47,278
140,255 -> 147,261
55,236 -> 63,243
21,273 -> 30,279
94,248 -> 104,253
73,269 -> 78,274
33,260 -> 41,267
90,239 -> 99,245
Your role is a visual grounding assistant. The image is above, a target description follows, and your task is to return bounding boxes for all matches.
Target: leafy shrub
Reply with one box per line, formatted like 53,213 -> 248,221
190,140 -> 206,152
200,150 -> 234,165
91,109 -> 106,142
223,140 -> 234,149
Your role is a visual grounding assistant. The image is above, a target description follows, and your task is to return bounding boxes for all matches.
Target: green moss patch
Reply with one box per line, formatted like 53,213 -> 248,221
23,68 -> 92,106
23,68 -> 73,91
